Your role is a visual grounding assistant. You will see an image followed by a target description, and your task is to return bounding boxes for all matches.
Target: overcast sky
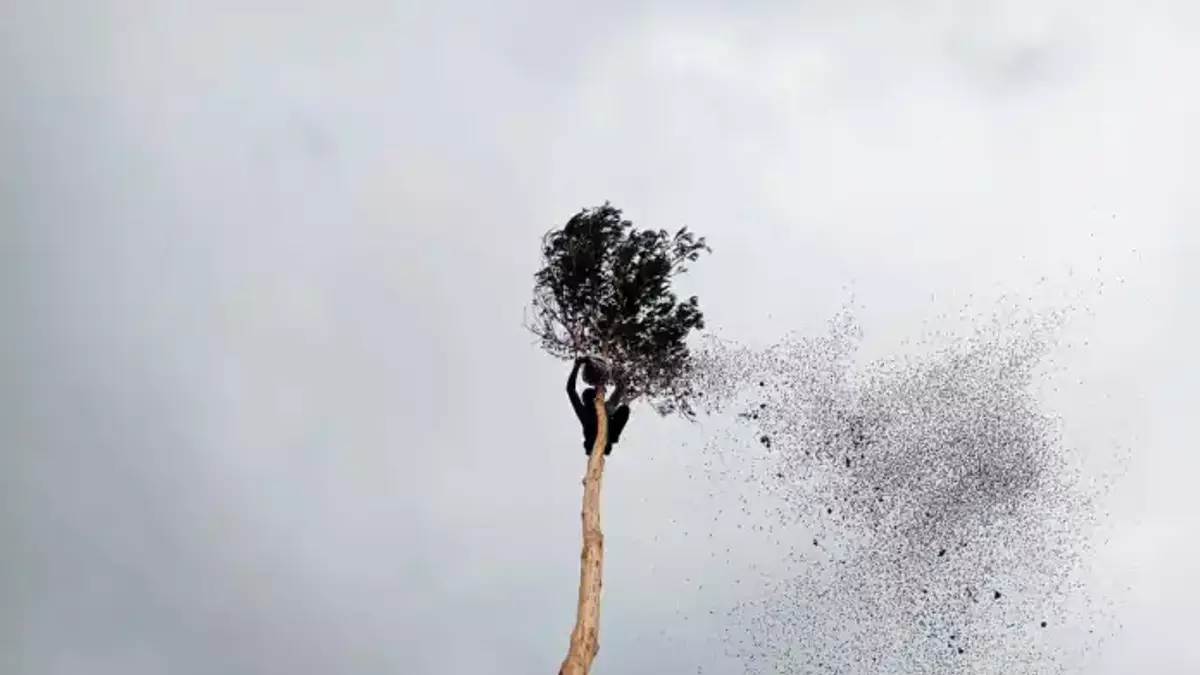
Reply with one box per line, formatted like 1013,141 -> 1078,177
3,1 -> 1198,673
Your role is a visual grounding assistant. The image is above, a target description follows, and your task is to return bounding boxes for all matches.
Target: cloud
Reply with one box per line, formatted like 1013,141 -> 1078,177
2,0 -> 1197,673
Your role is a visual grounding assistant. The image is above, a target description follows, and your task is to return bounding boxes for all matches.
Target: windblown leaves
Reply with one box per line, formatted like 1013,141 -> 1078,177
689,306 -> 1112,674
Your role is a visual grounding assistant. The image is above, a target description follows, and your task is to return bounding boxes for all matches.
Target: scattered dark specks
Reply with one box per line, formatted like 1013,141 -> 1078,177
689,304 -> 1112,673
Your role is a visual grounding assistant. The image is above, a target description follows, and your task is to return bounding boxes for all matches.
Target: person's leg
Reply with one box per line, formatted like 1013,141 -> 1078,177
608,406 -> 630,444
604,406 -> 630,456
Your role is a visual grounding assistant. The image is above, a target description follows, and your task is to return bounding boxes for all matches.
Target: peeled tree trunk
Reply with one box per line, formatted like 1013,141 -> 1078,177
559,386 -> 608,675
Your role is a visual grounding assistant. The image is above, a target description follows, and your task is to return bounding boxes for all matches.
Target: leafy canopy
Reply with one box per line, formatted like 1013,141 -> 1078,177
530,202 -> 711,417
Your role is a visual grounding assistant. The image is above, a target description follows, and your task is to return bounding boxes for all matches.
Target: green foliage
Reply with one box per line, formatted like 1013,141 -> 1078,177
530,202 -> 711,417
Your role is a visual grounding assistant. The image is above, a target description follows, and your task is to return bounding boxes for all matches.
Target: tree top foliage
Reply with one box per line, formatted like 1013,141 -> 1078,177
530,202 -> 711,417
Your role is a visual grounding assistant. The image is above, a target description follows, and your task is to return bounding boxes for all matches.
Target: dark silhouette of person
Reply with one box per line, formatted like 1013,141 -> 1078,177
567,357 -> 630,456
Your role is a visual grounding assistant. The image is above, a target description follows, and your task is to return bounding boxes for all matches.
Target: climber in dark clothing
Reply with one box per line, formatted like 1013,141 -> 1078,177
567,357 -> 630,456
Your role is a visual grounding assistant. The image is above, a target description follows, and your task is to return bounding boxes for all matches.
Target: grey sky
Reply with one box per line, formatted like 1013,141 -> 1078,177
2,1 -> 1198,673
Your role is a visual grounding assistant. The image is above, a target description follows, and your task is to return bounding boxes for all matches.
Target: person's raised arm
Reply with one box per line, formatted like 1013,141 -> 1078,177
567,357 -> 587,418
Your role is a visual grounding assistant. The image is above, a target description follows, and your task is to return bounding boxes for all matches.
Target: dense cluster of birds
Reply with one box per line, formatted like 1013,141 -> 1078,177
683,305 -> 1114,674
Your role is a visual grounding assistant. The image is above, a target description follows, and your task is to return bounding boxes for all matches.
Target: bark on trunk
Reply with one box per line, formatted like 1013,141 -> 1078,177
559,386 -> 608,675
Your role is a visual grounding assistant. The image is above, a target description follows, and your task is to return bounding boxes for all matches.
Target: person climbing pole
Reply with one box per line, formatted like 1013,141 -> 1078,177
566,356 -> 630,456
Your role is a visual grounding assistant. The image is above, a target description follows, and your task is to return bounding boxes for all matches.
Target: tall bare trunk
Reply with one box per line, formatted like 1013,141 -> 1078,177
559,386 -> 608,675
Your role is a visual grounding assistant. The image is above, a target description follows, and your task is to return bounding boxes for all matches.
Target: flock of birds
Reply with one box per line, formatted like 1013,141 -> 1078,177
673,304 -> 1117,674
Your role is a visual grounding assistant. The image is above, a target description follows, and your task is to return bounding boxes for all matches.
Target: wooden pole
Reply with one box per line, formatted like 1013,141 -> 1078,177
559,385 -> 608,675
